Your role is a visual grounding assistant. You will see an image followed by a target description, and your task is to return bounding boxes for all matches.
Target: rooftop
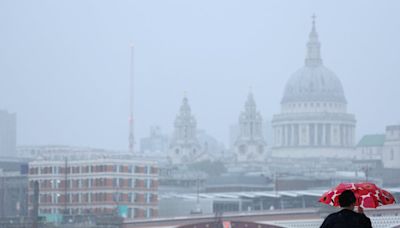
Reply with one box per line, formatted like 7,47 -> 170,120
160,187 -> 400,201
357,134 -> 386,147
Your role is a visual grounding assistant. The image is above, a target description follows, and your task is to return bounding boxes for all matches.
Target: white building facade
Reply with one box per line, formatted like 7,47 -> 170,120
355,134 -> 385,160
271,18 -> 357,158
233,93 -> 267,163
382,125 -> 400,169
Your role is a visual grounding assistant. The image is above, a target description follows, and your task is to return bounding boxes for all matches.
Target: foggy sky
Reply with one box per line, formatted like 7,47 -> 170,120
1,0 -> 399,150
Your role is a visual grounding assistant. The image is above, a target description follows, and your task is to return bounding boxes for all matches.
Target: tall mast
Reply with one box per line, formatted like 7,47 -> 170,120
129,44 -> 135,154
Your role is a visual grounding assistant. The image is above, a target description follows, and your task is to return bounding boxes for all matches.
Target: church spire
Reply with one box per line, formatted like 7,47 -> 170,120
180,92 -> 191,116
245,90 -> 256,111
305,14 -> 323,67
243,89 -> 258,121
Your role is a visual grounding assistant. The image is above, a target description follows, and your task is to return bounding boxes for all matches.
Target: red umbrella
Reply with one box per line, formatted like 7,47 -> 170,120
319,182 -> 396,208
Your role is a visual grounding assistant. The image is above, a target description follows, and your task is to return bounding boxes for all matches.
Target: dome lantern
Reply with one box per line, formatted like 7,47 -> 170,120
305,14 -> 323,67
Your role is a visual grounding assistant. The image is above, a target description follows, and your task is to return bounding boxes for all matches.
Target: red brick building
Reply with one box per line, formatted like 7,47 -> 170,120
28,157 -> 158,221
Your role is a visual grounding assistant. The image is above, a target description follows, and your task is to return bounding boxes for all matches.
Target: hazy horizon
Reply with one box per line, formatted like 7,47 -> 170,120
1,0 -> 399,151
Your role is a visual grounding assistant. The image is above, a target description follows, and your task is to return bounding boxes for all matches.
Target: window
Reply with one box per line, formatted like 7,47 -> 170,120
146,208 -> 152,218
82,166 -> 89,173
128,208 -> 134,218
72,166 -> 79,173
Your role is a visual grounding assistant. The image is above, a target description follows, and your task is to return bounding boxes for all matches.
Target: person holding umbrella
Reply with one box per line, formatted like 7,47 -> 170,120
319,182 -> 396,227
320,190 -> 372,228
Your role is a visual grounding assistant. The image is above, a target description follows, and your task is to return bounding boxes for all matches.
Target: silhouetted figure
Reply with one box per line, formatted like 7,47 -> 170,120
320,190 -> 372,228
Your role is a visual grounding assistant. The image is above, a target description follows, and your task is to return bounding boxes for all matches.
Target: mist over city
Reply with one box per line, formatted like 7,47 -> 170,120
0,1 -> 399,228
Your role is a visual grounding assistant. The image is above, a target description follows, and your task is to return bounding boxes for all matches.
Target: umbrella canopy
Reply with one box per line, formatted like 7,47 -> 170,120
319,182 -> 396,208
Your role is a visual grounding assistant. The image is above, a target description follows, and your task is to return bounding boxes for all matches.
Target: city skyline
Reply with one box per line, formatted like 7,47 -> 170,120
1,1 -> 399,150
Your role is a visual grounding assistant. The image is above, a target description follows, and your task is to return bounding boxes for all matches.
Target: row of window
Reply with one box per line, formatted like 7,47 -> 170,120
38,207 -> 157,219
359,148 -> 397,161
34,192 -> 157,204
286,102 -> 343,109
30,178 -> 157,189
29,165 -> 158,175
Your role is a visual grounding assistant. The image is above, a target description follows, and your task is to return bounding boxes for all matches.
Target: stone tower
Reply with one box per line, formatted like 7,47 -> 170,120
168,96 -> 202,164
234,92 -> 267,163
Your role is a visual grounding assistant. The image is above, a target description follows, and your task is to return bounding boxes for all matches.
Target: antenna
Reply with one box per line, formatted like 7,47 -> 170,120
129,44 -> 135,154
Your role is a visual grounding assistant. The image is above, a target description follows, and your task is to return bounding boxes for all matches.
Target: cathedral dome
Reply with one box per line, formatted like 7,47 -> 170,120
281,16 -> 347,104
282,65 -> 346,104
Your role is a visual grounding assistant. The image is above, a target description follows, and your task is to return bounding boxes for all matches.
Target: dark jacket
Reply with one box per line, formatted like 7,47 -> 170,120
320,209 -> 372,228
